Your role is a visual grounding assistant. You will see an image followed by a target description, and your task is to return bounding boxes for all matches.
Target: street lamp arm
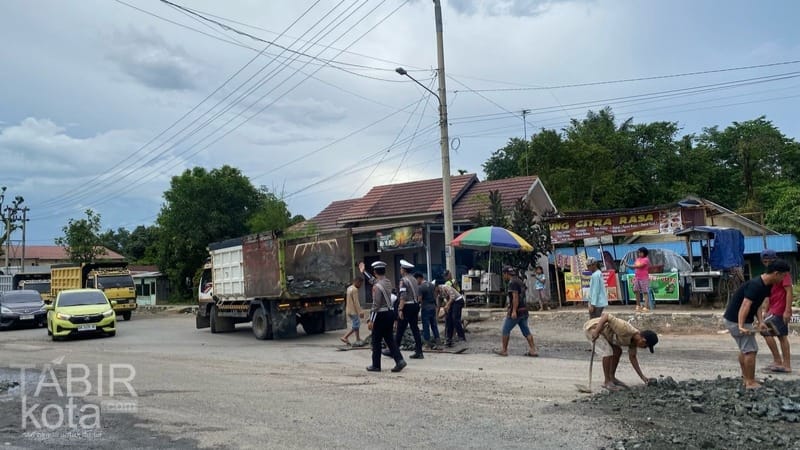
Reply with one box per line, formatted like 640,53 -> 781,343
395,67 -> 440,104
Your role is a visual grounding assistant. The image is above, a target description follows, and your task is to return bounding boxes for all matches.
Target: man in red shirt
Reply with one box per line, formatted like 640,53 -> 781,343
759,249 -> 794,373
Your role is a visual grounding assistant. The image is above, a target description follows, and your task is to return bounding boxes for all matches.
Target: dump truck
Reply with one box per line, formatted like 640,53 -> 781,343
50,262 -> 137,320
196,230 -> 352,339
12,272 -> 52,303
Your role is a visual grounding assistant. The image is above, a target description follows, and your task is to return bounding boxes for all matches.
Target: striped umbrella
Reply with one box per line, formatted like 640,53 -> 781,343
451,226 -> 533,252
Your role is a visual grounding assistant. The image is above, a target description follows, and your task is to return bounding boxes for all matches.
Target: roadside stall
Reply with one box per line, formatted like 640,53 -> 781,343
619,248 -> 692,307
674,226 -> 745,306
550,207 -> 684,306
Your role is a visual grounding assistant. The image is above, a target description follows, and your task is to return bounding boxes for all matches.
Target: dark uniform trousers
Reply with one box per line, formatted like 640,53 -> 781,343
372,311 -> 403,368
445,300 -> 466,344
395,303 -> 423,354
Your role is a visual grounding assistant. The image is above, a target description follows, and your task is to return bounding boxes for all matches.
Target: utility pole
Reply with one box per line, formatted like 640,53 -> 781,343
522,109 -> 530,140
3,209 -> 9,269
21,207 -> 28,272
522,109 -> 531,176
433,0 -> 456,276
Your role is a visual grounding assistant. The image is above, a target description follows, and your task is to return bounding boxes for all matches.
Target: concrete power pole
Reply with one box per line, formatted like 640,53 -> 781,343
433,0 -> 456,277
21,207 -> 28,272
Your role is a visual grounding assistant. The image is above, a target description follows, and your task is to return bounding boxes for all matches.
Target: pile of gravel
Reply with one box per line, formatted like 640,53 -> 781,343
0,380 -> 19,393
575,376 -> 800,449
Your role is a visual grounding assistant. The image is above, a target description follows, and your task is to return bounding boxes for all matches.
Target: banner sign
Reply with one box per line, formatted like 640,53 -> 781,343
377,226 -> 424,252
625,272 -> 680,302
565,270 -> 620,302
550,209 -> 683,244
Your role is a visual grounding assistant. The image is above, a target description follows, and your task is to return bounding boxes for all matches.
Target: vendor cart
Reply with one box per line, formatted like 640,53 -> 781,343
674,226 -> 745,306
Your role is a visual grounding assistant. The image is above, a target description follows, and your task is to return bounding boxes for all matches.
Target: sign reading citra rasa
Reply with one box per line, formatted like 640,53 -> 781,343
549,209 -> 683,244
9,356 -> 137,439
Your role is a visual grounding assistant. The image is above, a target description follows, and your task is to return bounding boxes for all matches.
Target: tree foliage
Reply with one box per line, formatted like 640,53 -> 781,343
0,187 -> 24,258
55,209 -> 107,263
482,108 -> 799,234
154,166 -> 272,299
99,225 -> 158,263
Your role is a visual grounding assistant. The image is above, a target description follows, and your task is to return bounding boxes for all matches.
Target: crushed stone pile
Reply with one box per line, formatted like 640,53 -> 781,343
576,376 -> 800,449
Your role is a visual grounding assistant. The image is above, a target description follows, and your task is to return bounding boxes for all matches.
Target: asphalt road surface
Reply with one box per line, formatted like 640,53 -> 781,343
0,312 -> 797,449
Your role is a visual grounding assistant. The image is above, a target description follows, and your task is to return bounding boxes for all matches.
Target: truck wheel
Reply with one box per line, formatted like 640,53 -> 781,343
121,311 -> 132,321
210,305 -> 235,333
251,307 -> 273,340
301,312 -> 325,335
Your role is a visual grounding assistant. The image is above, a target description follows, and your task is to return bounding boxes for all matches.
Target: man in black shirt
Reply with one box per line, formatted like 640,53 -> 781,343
415,272 -> 441,348
494,266 -> 538,357
722,259 -> 790,389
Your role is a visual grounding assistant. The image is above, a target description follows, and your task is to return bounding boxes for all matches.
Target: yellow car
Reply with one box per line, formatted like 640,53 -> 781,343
46,289 -> 116,341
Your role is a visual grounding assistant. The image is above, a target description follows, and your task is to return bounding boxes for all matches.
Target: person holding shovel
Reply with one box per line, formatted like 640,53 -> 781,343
583,312 -> 659,391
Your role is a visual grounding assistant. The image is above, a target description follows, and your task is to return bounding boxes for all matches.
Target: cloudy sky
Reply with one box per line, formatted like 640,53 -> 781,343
1,0 -> 798,245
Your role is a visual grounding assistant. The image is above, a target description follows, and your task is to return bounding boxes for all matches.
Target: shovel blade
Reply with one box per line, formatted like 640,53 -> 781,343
575,384 -> 592,394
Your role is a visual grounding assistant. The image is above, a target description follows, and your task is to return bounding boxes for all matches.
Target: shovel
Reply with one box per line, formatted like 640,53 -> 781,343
576,340 -> 596,394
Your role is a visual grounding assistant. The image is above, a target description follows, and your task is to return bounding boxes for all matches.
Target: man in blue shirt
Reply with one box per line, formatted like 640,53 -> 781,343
586,257 -> 608,319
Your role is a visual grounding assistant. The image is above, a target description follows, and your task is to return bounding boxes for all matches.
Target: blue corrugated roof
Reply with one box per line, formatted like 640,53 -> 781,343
553,234 -> 797,261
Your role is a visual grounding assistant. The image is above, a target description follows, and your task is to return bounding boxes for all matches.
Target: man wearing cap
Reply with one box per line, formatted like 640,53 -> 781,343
366,261 -> 406,373
586,257 -> 608,319
584,312 -> 659,391
759,250 -> 794,374
415,272 -> 441,348
723,259 -> 791,388
395,259 -> 424,359
495,266 -> 538,357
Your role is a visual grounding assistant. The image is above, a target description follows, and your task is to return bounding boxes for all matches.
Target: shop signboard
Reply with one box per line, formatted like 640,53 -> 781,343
625,272 -> 680,302
565,270 -> 620,302
376,226 -> 424,252
550,209 -> 683,244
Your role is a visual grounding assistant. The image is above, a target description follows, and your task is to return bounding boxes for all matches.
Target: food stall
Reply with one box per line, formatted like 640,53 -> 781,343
674,226 -> 745,305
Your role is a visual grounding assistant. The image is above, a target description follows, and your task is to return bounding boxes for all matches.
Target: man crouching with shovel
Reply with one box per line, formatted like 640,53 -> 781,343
581,312 -> 659,392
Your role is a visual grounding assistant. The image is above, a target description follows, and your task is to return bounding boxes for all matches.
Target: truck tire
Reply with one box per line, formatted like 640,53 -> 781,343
121,311 -> 132,321
210,304 -> 235,333
251,306 -> 273,340
301,312 -> 325,335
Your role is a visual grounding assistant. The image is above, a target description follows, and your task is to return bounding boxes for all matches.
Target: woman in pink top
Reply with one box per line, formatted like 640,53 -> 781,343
630,247 -> 651,312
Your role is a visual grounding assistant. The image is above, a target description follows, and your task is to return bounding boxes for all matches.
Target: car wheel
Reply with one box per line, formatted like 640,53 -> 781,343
251,306 -> 273,340
121,311 -> 132,321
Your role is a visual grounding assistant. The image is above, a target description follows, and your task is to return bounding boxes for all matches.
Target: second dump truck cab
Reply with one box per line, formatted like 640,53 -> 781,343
196,230 -> 352,339
13,272 -> 52,303
51,262 -> 137,320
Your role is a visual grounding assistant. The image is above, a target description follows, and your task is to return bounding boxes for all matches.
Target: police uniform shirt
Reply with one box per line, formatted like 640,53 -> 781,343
398,274 -> 419,303
371,278 -> 394,314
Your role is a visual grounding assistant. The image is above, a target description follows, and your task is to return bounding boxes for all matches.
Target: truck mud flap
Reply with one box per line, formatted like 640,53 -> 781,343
196,311 -> 210,329
270,303 -> 297,339
324,305 -> 346,332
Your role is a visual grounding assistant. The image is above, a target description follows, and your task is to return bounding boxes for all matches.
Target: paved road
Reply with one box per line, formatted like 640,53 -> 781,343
0,313 -> 796,449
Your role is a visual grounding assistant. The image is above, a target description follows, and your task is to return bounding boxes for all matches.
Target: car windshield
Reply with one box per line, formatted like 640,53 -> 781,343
58,291 -> 109,307
22,282 -> 50,295
1,291 -> 43,304
96,275 -> 134,289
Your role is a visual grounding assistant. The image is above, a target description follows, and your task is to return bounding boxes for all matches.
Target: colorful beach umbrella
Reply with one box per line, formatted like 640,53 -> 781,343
451,226 -> 533,252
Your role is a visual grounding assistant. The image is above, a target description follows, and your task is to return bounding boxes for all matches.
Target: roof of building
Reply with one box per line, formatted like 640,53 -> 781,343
6,246 -> 125,261
452,176 -> 538,220
337,173 -> 478,223
302,198 -> 360,232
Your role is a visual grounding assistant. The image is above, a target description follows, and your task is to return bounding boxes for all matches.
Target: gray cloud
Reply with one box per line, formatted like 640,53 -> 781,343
106,27 -> 199,91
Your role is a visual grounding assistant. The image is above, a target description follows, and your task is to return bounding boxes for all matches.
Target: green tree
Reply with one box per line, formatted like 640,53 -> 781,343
155,166 -> 264,299
247,187 -> 293,233
506,198 -> 552,270
765,185 -> 800,238
55,209 -> 107,263
99,227 -> 131,255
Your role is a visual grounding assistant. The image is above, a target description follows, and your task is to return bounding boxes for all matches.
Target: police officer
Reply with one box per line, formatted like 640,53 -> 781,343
366,261 -> 407,373
395,259 -> 424,359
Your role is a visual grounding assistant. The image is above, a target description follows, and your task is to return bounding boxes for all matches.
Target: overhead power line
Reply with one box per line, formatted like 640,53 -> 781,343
453,59 -> 800,93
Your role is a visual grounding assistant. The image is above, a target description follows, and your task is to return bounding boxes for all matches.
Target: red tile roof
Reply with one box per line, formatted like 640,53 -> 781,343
302,198 -> 360,232
338,174 -> 478,223
453,176 -> 538,220
6,246 -> 125,261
